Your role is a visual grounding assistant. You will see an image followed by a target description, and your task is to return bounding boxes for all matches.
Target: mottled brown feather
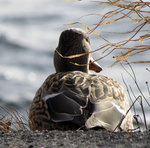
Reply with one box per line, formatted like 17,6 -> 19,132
29,71 -> 133,131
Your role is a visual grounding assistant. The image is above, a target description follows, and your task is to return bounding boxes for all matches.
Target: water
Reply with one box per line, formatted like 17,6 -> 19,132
0,0 -> 150,126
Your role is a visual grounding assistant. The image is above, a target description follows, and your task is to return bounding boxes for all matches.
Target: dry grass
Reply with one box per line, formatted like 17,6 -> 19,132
121,62 -> 150,131
67,0 -> 150,65
0,105 -> 28,132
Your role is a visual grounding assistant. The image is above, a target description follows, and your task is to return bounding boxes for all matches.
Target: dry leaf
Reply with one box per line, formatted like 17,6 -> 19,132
108,12 -> 119,18
116,52 -> 131,62
80,23 -> 100,36
55,48 -> 88,59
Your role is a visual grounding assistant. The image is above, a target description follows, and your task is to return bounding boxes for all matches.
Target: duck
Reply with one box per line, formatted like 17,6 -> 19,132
28,28 -> 133,131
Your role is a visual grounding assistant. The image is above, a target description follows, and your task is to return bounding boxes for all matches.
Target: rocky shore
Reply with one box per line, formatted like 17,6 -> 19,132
0,129 -> 150,148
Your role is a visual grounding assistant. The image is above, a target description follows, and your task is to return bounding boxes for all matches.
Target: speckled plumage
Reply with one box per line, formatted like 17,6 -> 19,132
28,28 -> 133,131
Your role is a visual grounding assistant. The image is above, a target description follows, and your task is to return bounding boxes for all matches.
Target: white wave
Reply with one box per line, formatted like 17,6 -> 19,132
0,65 -> 37,83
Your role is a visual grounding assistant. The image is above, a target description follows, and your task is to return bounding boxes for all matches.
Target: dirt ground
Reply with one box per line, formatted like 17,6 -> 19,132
0,129 -> 150,148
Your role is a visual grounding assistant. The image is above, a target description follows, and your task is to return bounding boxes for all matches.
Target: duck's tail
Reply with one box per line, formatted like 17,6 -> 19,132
44,90 -> 88,126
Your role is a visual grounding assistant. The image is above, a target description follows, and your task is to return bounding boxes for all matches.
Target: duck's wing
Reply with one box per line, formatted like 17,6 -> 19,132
86,75 -> 133,131
28,71 -> 90,130
44,90 -> 88,126
85,100 -> 126,131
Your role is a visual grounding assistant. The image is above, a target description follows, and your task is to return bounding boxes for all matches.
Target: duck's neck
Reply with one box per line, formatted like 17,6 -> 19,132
54,50 -> 89,73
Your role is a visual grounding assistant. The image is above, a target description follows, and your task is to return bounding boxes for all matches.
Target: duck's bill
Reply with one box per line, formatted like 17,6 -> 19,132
89,57 -> 102,73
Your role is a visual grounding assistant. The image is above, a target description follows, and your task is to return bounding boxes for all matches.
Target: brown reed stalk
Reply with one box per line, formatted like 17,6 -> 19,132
67,0 -> 150,65
113,95 -> 140,132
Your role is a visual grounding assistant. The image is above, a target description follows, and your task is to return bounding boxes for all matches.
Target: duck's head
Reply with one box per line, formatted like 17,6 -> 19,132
54,28 -> 102,73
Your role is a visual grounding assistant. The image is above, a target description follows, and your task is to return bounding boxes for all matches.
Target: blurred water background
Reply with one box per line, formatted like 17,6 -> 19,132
0,0 -> 149,126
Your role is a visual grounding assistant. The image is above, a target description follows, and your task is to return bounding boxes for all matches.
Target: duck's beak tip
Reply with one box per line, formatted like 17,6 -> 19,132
95,66 -> 103,73
89,58 -> 102,73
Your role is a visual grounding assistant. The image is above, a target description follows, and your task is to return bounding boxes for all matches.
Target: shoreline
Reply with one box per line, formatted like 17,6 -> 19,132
0,130 -> 150,148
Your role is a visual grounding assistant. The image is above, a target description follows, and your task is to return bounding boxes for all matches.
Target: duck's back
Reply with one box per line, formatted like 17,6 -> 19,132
29,71 -> 133,131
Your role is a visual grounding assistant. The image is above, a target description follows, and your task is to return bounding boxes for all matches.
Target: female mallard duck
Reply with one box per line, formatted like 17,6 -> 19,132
29,28 -> 133,131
